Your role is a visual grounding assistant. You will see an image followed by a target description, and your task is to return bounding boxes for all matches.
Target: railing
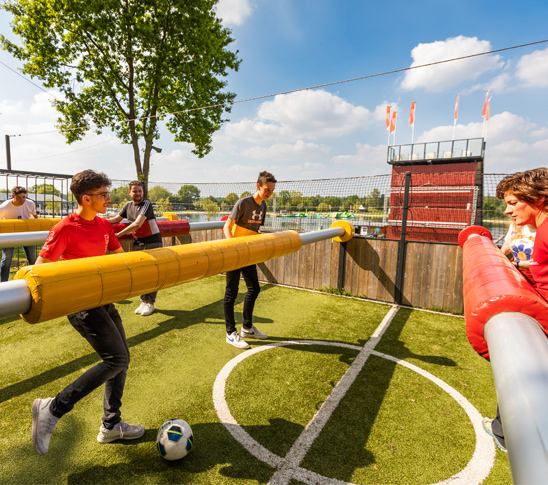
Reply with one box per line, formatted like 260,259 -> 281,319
388,138 -> 484,163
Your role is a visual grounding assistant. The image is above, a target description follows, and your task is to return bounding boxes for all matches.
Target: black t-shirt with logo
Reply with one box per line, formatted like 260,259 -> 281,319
119,199 -> 162,244
229,196 -> 266,233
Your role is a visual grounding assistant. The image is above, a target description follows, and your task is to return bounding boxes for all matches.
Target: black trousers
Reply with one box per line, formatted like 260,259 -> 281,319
492,405 -> 506,449
50,304 -> 130,429
133,240 -> 163,303
224,265 -> 260,335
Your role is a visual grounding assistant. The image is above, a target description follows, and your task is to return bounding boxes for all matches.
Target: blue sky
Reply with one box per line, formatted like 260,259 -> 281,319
1,0 -> 547,184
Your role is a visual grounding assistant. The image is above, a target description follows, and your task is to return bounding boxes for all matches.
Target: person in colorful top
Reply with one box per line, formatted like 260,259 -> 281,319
223,171 -> 277,349
0,186 -> 38,282
501,219 -> 535,280
107,180 -> 162,316
482,167 -> 548,453
31,170 -> 145,456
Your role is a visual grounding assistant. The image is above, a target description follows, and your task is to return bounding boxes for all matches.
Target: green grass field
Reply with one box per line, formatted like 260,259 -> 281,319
0,276 -> 511,484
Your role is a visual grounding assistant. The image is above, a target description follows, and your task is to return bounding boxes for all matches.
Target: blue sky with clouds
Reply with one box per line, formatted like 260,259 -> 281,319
1,0 -> 547,183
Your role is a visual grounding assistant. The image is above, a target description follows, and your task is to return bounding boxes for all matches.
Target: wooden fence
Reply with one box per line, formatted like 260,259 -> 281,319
146,229 -> 465,315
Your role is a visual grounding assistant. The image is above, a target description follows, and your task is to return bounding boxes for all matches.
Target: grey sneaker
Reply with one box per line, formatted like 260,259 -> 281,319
482,417 -> 507,452
140,303 -> 155,316
226,331 -> 250,349
32,397 -> 59,455
97,420 -> 145,443
135,302 -> 146,314
241,325 -> 268,340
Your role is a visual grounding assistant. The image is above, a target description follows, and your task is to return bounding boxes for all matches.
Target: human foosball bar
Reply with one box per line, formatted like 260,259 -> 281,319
459,226 -> 548,483
0,221 -> 354,324
0,220 -> 225,248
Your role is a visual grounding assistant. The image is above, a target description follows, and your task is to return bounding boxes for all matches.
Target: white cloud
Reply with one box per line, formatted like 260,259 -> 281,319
216,0 -> 253,26
332,143 -> 388,173
401,36 -> 503,92
516,46 -> 548,87
242,140 -> 330,161
468,72 -> 514,94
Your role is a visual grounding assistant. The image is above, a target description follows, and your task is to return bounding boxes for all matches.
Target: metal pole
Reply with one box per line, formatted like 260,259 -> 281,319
5,135 -> 11,170
484,312 -> 548,483
394,172 -> 411,304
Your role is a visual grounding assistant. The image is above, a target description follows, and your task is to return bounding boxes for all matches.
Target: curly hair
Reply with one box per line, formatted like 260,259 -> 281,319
70,170 -> 111,203
496,167 -> 548,203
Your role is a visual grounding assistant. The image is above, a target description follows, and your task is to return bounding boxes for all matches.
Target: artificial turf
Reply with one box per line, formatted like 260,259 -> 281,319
0,276 -> 511,484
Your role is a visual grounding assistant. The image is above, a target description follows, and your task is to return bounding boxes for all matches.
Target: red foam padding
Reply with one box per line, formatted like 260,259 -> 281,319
112,220 -> 191,240
463,235 -> 548,360
458,225 -> 492,248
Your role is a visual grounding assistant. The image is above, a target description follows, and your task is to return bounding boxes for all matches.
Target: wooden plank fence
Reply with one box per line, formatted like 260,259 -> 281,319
123,229 -> 464,314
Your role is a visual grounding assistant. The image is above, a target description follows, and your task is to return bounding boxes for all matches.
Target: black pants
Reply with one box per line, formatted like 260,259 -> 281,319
224,265 -> 260,335
492,405 -> 506,449
50,304 -> 129,429
133,240 -> 163,304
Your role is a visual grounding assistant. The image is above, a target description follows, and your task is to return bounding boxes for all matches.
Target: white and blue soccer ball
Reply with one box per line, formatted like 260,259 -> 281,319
156,419 -> 193,461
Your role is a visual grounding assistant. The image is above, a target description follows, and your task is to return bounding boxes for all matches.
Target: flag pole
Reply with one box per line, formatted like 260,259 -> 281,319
453,94 -> 459,140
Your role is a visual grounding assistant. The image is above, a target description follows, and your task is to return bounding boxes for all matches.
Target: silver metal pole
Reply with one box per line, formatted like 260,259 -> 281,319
299,226 -> 345,245
0,279 -> 31,317
187,221 -> 224,232
484,312 -> 548,483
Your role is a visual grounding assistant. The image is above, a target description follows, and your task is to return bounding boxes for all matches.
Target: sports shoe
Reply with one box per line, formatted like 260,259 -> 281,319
226,331 -> 250,349
482,417 -> 507,452
32,397 -> 59,455
97,420 -> 145,443
140,303 -> 155,316
135,302 -> 146,314
241,325 -> 268,340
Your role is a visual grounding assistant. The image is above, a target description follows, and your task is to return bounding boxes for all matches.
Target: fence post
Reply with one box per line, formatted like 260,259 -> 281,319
394,171 -> 411,304
337,241 -> 347,291
5,135 -> 11,170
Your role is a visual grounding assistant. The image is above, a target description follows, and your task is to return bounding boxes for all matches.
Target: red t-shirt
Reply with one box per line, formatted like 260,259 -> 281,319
40,213 -> 121,261
529,218 -> 548,294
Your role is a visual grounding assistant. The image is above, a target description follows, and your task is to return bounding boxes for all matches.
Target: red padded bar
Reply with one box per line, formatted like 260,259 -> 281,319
112,220 -> 191,241
462,233 -> 548,360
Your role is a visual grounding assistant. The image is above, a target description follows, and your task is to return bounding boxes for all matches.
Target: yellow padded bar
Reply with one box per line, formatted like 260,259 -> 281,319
15,230 -> 302,324
0,218 -> 62,233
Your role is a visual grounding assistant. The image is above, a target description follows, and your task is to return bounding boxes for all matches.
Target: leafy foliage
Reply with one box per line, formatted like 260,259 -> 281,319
1,0 -> 241,183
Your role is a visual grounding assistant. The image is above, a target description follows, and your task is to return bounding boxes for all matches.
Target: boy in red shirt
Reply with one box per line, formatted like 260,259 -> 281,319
31,170 -> 145,455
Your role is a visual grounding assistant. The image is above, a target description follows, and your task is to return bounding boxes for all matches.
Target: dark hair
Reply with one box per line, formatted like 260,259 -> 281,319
11,186 -> 27,196
496,167 -> 548,204
128,180 -> 144,190
257,171 -> 277,186
70,170 -> 111,203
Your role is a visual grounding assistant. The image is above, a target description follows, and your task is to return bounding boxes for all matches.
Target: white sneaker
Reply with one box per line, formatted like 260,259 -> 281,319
135,302 -> 146,314
32,397 -> 59,455
226,331 -> 250,349
97,420 -> 145,443
241,325 -> 268,340
140,303 -> 155,316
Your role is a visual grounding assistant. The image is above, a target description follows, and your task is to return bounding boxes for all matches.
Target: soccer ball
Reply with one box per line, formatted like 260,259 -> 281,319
156,419 -> 194,461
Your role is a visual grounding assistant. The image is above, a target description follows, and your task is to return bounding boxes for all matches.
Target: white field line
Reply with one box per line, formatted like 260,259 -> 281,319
267,305 -> 400,485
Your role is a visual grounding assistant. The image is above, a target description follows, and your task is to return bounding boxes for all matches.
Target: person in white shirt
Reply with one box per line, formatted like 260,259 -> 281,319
0,186 -> 37,282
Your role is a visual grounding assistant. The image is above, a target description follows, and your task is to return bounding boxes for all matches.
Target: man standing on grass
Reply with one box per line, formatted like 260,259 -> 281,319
107,180 -> 162,316
31,170 -> 145,456
0,186 -> 37,282
223,170 -> 276,349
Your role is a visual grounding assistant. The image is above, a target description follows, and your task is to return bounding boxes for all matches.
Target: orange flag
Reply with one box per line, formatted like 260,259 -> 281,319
390,111 -> 397,133
409,102 -> 416,127
454,95 -> 459,121
482,89 -> 490,117
486,96 -> 492,121
386,106 -> 391,130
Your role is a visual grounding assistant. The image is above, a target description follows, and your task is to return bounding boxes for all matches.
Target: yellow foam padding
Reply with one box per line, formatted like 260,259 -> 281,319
16,230 -> 302,324
0,218 -> 62,233
231,224 -> 259,238
162,212 -> 179,221
330,220 -> 355,243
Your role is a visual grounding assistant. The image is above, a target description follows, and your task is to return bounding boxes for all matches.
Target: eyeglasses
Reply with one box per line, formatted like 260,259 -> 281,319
85,191 -> 111,200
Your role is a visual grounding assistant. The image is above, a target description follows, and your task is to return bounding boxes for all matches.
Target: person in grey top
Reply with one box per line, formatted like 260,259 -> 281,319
223,171 -> 277,349
108,180 -> 162,316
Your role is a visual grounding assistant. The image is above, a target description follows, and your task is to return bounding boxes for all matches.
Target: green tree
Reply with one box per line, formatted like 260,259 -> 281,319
484,195 -> 506,220
109,185 -> 129,205
155,197 -> 172,214
225,192 -> 239,206
178,185 -> 201,206
148,185 -> 172,203
240,191 -> 252,198
29,184 -> 61,197
276,190 -> 291,207
1,1 -> 240,185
